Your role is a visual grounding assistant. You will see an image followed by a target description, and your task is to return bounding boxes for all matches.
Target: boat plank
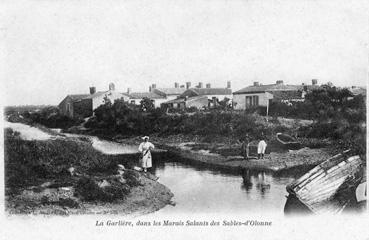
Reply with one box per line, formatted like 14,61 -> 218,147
286,152 -> 362,214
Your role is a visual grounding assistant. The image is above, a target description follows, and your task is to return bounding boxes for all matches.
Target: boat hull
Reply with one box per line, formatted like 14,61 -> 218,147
285,151 -> 363,214
276,133 -> 301,150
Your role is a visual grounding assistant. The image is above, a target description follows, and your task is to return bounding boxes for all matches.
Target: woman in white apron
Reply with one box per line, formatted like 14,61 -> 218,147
257,138 -> 267,159
138,136 -> 155,172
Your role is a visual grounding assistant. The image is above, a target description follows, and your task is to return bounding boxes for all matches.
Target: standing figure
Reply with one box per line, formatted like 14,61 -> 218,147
138,136 -> 155,172
241,134 -> 251,160
257,137 -> 267,159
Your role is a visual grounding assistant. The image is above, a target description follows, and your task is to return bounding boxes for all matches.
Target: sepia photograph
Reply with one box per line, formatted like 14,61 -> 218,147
1,0 -> 368,239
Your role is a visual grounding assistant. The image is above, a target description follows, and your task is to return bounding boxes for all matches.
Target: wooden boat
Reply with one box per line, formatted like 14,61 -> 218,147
276,133 -> 301,150
285,150 -> 364,214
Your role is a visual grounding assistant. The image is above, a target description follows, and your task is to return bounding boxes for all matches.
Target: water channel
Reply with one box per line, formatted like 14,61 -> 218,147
66,130 -> 300,214
151,161 -> 296,214
6,122 -> 302,214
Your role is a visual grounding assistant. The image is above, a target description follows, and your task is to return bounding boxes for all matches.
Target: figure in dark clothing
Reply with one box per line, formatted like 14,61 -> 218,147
241,134 -> 250,160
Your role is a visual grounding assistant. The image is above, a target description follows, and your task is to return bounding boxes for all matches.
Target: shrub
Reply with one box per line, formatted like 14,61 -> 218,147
123,170 -> 142,187
4,128 -> 128,189
140,97 -> 155,112
75,176 -> 130,202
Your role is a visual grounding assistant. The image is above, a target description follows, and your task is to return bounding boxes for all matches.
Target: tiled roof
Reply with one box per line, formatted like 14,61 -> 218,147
67,94 -> 90,101
234,84 -> 302,94
154,88 -> 186,96
272,90 -> 303,100
181,88 -> 232,97
82,91 -> 106,99
82,91 -> 130,99
163,96 -> 207,104
128,92 -> 166,99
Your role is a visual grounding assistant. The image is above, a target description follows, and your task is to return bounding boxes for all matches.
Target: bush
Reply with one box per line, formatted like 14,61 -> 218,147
83,87 -> 365,156
6,106 -> 82,129
123,170 -> 142,187
74,176 -> 130,202
4,128 -> 123,189
84,99 -> 286,141
140,97 -> 155,112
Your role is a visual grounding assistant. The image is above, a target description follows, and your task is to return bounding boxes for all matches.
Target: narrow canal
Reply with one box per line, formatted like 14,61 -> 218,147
7,122 -> 302,214
75,131 -> 300,214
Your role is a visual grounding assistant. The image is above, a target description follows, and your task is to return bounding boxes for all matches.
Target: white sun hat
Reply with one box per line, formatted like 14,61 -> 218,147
141,136 -> 149,140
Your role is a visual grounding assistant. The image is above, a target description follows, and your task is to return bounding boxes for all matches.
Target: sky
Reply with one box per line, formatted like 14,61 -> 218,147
1,0 -> 368,105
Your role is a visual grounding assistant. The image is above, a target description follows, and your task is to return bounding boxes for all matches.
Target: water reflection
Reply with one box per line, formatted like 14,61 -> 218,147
151,158 -> 297,214
241,170 -> 272,197
241,169 -> 253,192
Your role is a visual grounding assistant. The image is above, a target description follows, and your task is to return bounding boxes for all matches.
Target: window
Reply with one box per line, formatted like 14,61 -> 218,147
246,96 -> 252,107
67,103 -> 71,112
252,96 -> 259,106
245,95 -> 259,108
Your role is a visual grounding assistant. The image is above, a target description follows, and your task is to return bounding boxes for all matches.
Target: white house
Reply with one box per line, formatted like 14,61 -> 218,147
152,85 -> 186,102
59,83 -> 130,118
84,83 -> 130,110
127,92 -> 167,108
233,80 -> 308,110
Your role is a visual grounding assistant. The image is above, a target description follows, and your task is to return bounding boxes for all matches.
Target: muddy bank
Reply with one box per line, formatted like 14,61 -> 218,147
64,126 -> 336,172
63,117 -> 337,172
6,172 -> 173,216
163,144 -> 332,172
115,135 -> 335,172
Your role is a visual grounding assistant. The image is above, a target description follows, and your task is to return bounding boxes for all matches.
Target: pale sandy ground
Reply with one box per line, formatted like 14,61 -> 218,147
4,121 -> 53,140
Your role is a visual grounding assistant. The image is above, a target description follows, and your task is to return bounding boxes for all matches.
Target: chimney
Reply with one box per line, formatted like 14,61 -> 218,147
198,82 -> 203,88
206,83 -> 211,88
152,83 -> 156,89
174,82 -> 179,88
227,81 -> 231,89
253,81 -> 259,86
312,79 -> 318,85
89,87 -> 96,95
276,80 -> 283,85
186,82 -> 191,89
109,83 -> 115,91
127,88 -> 131,95
149,86 -> 152,92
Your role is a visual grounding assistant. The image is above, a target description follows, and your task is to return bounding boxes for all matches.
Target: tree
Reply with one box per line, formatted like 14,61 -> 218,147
93,97 -> 115,128
140,97 -> 155,112
218,97 -> 232,110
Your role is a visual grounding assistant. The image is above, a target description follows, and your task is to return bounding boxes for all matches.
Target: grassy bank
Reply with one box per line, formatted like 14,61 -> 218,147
4,128 -> 173,215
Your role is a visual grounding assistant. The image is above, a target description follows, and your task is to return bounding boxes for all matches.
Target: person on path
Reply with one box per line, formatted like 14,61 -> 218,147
257,136 -> 267,159
138,136 -> 155,172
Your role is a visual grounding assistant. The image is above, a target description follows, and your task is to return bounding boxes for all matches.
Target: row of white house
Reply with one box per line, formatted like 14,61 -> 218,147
58,82 -> 232,118
59,79 -> 363,118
